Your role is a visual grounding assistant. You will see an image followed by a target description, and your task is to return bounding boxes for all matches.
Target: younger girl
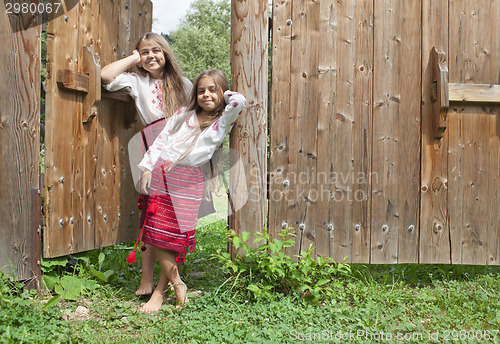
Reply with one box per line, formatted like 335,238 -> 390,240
101,32 -> 192,296
138,69 -> 246,312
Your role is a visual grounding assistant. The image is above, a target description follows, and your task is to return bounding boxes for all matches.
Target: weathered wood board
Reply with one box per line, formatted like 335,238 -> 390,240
229,0 -> 269,253
269,0 -> 499,264
44,0 -> 152,257
0,1 -> 41,280
447,0 -> 500,265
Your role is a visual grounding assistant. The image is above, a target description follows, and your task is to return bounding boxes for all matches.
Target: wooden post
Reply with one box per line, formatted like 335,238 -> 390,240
420,1 -> 450,264
0,0 -> 41,280
229,0 -> 268,250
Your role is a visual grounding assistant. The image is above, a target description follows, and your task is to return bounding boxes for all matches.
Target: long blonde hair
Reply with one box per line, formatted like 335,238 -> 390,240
136,32 -> 189,117
169,70 -> 230,196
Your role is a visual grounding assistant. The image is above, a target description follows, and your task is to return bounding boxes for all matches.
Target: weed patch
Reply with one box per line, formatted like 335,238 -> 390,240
1,221 -> 499,343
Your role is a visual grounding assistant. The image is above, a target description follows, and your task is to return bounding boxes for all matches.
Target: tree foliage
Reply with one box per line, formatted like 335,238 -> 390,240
167,0 -> 231,83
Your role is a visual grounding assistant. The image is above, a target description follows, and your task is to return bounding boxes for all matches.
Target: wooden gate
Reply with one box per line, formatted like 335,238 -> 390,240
269,0 -> 500,265
0,1 -> 41,281
44,0 -> 152,257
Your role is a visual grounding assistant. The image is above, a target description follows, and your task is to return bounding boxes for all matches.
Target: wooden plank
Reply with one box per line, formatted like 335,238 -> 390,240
329,0 -> 369,263
93,0 -> 151,248
116,0 -> 152,244
371,0 -> 421,263
45,0 -> 82,257
268,0 -> 292,248
116,0 -> 151,244
315,0 -> 358,263
57,69 -> 90,92
430,47 -> 449,139
447,104 -> 464,264
487,107 -> 500,265
351,0 -> 373,264
44,0 -> 151,257
82,46 -> 101,123
0,1 -> 41,279
94,0 -> 124,250
270,0 -> 373,263
78,0 -> 99,252
419,0 -> 450,264
448,84 -> 500,103
283,0 -> 320,257
301,0 -> 323,260
448,0 -> 500,265
56,69 -> 133,103
229,0 -> 268,249
102,89 -> 133,102
314,0 -> 338,261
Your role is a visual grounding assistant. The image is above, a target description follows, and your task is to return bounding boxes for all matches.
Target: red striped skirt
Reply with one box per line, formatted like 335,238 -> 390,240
139,118 -> 215,220
140,162 -> 204,253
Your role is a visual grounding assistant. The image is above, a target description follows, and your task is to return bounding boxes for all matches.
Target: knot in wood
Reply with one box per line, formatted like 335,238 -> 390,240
433,221 -> 443,234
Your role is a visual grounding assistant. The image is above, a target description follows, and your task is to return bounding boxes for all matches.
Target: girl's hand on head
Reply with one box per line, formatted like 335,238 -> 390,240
132,49 -> 142,66
140,170 -> 152,194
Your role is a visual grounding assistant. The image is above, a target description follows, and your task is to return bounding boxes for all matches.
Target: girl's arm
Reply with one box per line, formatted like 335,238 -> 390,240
138,108 -> 183,171
179,92 -> 246,167
218,91 -> 247,133
101,50 -> 141,85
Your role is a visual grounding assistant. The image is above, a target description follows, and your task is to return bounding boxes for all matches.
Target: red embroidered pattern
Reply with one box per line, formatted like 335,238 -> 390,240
186,115 -> 195,128
212,120 -> 220,131
154,81 -> 164,111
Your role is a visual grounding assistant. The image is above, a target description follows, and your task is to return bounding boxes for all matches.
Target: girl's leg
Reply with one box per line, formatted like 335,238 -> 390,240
135,243 -> 156,296
154,247 -> 187,306
139,262 -> 169,313
139,247 -> 186,313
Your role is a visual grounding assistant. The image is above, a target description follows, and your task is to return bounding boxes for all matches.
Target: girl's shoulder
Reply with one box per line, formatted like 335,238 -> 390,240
169,106 -> 194,124
173,106 -> 190,117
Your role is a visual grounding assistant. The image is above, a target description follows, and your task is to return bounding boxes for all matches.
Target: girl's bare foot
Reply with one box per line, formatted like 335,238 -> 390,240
173,282 -> 187,309
135,279 -> 153,296
139,290 -> 164,313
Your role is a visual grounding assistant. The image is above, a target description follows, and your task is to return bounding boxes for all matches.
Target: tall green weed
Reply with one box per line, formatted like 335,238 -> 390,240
214,228 -> 351,304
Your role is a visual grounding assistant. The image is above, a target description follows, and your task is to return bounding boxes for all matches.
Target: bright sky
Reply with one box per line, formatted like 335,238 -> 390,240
151,0 -> 196,34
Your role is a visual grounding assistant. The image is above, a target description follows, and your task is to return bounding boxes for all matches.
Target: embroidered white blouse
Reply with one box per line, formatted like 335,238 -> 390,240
139,91 -> 246,170
103,72 -> 192,126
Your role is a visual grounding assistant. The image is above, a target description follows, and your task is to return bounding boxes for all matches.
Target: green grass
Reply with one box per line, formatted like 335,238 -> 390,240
1,211 -> 500,343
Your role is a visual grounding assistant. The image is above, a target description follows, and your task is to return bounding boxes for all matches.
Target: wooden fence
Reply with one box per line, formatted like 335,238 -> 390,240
267,0 -> 500,265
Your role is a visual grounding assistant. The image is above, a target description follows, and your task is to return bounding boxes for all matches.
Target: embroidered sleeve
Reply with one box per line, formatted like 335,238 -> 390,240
216,91 -> 246,135
181,91 -> 246,167
151,81 -> 164,112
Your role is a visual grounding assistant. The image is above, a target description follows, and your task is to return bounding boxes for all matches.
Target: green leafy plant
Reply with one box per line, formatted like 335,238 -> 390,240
214,228 -> 351,304
0,270 -> 73,343
41,252 -> 114,304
